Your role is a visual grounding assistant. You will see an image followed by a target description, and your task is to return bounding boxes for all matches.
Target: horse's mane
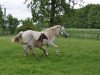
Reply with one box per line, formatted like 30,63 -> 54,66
42,25 -> 61,32
41,25 -> 61,39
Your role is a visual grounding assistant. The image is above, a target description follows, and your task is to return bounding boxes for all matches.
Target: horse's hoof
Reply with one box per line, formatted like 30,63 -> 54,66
46,55 -> 48,57
56,53 -> 59,55
37,58 -> 40,61
24,54 -> 26,56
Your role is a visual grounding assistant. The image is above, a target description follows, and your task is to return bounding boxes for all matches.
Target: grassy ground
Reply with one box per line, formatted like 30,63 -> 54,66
0,36 -> 100,75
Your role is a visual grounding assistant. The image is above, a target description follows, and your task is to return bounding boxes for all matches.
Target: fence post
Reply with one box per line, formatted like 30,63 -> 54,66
97,33 -> 99,40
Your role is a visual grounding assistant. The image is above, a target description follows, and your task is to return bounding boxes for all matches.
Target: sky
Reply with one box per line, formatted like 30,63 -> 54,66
0,0 -> 32,20
0,0 -> 100,20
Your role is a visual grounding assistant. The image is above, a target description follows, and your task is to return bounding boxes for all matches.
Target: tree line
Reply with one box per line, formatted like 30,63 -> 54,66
63,4 -> 100,29
25,0 -> 100,28
0,1 -> 100,35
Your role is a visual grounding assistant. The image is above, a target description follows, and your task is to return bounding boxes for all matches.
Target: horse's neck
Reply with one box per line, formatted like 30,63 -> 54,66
49,30 -> 56,38
37,37 -> 43,42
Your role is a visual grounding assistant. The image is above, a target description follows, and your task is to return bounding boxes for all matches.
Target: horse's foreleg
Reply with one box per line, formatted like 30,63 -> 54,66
55,49 -> 59,55
49,42 -> 58,48
51,43 -> 59,55
39,47 -> 48,57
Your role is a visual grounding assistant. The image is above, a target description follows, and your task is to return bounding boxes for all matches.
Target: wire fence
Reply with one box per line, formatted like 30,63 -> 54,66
65,28 -> 100,40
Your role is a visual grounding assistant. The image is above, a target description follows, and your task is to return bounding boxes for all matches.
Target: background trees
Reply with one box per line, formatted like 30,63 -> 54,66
25,0 -> 71,27
7,14 -> 19,34
17,18 -> 36,33
64,4 -> 100,29
0,5 -> 4,30
25,0 -> 100,29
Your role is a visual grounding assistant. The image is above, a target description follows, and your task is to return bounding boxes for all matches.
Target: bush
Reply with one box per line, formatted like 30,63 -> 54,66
16,24 -> 37,33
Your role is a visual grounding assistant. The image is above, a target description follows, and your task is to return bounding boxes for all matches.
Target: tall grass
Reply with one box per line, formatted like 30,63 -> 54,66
0,36 -> 100,75
66,28 -> 100,40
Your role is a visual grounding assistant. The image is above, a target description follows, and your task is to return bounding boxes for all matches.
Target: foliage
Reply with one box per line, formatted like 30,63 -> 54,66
25,0 -> 71,26
24,1 -> 100,29
17,18 -> 37,33
64,4 -> 100,29
0,5 -> 4,29
87,5 -> 100,28
7,14 -> 19,34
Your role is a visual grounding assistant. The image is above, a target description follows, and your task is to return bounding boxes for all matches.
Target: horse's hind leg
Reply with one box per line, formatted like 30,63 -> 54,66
45,49 -> 48,56
32,49 -> 40,60
23,45 -> 30,56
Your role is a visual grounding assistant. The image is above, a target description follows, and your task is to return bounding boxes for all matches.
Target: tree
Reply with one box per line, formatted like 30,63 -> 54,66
17,18 -> 36,32
0,5 -> 4,29
7,14 -> 19,34
64,4 -> 100,29
87,4 -> 100,28
25,0 -> 70,27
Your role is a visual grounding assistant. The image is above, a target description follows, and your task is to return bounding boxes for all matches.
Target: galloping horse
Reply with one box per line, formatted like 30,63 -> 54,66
13,25 -> 65,59
41,25 -> 66,55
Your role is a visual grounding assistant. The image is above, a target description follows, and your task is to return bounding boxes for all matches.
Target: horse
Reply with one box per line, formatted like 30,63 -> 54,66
13,31 -> 48,60
13,25 -> 66,59
41,25 -> 66,53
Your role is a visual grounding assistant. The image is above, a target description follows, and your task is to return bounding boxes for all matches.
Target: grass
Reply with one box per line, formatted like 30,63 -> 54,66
0,36 -> 100,75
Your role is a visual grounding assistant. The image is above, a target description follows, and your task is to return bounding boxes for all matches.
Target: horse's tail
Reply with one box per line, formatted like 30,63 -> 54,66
12,31 -> 24,43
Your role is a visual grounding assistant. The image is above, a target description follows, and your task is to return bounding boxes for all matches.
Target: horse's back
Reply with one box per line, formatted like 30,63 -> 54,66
22,30 -> 41,43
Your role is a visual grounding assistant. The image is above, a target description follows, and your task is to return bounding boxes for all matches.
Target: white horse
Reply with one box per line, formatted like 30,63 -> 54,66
41,25 -> 66,54
13,25 -> 65,59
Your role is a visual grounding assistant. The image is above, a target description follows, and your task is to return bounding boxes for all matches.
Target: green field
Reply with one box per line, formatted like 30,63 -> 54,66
0,36 -> 100,75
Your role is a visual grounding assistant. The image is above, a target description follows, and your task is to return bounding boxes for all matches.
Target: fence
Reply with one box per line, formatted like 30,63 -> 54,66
65,28 -> 100,40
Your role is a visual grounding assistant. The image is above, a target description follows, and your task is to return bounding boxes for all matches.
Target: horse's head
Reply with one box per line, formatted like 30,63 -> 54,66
52,25 -> 67,38
38,33 -> 48,41
60,25 -> 68,38
50,25 -> 61,35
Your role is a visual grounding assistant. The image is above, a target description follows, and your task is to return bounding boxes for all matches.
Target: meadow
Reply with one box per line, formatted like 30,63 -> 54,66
0,35 -> 100,75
